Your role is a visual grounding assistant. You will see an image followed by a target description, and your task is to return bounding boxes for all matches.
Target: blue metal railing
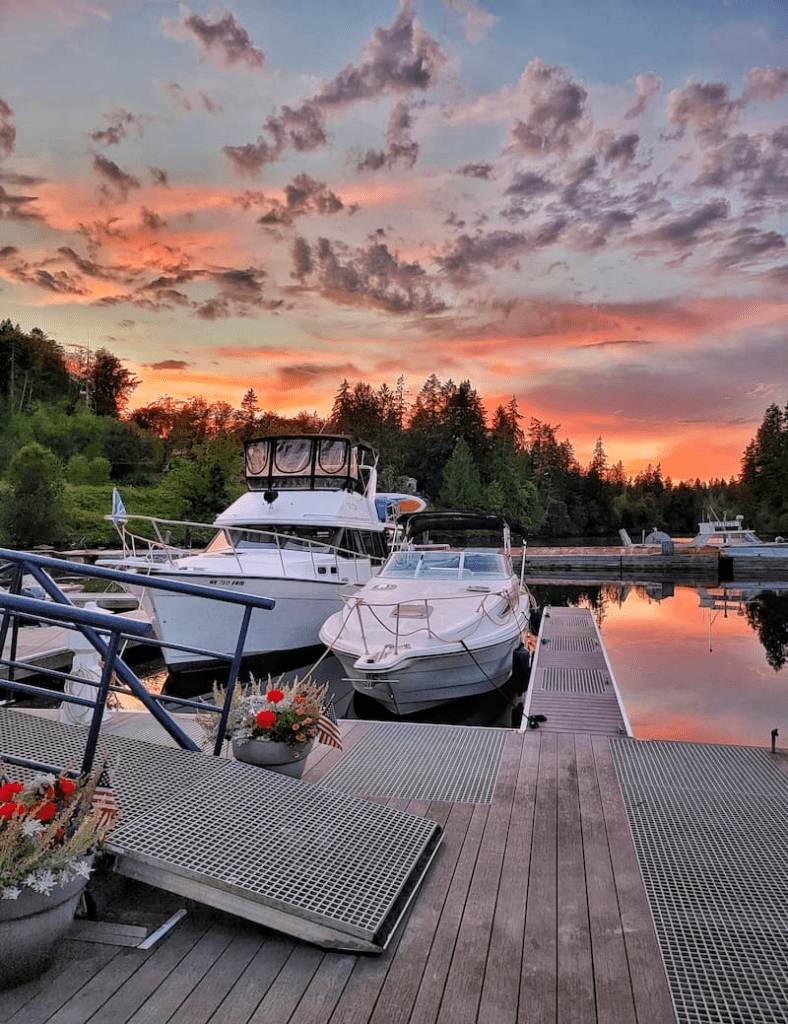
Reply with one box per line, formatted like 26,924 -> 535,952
0,548 -> 276,774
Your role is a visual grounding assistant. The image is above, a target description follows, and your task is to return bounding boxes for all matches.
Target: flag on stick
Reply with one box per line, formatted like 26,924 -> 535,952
90,765 -> 118,834
317,700 -> 343,750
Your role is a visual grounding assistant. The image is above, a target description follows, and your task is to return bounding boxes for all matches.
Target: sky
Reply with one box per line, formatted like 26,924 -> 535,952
1,0 -> 787,482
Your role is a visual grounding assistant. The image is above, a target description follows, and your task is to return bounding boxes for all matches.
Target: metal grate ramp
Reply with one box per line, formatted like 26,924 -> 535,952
612,739 -> 788,1024
522,605 -> 631,735
0,708 -> 442,953
318,722 -> 508,804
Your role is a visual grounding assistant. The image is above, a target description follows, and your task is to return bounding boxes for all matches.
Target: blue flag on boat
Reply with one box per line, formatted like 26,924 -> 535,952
111,487 -> 127,525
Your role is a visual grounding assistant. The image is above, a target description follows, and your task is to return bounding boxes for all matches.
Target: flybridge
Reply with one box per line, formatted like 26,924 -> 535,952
244,435 -> 378,496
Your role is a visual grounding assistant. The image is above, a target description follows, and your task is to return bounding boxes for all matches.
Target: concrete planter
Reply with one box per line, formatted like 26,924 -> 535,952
231,738 -> 313,777
0,866 -> 90,989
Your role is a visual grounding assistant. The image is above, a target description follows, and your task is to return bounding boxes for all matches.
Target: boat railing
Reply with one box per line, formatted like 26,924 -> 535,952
108,514 -> 382,582
337,581 -> 524,656
0,547 -> 276,778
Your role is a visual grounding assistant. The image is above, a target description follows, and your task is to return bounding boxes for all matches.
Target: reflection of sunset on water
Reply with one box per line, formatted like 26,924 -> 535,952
567,584 -> 788,748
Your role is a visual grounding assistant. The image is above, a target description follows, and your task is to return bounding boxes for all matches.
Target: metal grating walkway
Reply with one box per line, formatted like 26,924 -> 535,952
318,721 -> 508,804
522,605 -> 632,735
612,739 -> 788,1024
0,708 -> 442,953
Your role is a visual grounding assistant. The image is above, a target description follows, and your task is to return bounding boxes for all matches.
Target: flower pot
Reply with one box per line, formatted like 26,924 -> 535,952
231,738 -> 313,777
0,870 -> 90,989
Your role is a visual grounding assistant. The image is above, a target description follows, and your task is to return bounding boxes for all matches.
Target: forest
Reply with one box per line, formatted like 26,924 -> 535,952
0,318 -> 786,549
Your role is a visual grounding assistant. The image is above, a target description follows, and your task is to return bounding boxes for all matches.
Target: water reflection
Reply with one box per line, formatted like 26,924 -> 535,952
527,580 -> 788,748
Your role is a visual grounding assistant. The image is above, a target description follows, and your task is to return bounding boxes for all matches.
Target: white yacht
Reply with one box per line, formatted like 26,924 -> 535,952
105,434 -> 389,678
688,508 -> 788,558
319,511 -> 535,715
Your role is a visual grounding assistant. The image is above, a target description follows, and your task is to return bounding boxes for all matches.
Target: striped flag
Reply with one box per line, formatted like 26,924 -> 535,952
91,766 -> 118,834
317,700 -> 343,750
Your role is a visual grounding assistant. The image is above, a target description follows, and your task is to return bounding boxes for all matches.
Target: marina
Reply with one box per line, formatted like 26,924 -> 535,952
1,551 -> 788,1022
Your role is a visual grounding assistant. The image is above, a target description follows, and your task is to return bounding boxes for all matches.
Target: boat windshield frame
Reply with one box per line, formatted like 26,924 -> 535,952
381,549 -> 510,581
244,435 -> 377,494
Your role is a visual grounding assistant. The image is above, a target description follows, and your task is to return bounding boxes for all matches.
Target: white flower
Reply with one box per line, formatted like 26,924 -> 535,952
21,818 -> 46,837
70,859 -> 92,880
1,887 -> 21,900
26,869 -> 57,895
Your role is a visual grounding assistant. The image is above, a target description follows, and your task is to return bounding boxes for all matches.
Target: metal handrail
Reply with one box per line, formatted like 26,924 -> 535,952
0,548 -> 276,773
109,514 -> 385,580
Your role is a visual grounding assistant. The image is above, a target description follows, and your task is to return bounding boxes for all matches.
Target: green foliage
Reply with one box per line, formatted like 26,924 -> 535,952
0,443 -> 71,547
157,436 -> 245,523
438,438 -> 483,510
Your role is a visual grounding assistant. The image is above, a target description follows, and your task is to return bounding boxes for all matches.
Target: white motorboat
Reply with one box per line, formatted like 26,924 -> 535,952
688,508 -> 788,558
319,511 -> 535,715
104,434 -> 390,678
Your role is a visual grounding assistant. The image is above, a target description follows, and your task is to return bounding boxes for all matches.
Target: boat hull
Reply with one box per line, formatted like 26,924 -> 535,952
138,572 -> 365,672
334,630 -> 526,715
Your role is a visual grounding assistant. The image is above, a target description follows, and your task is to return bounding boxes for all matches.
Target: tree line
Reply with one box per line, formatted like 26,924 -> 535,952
0,319 -> 786,547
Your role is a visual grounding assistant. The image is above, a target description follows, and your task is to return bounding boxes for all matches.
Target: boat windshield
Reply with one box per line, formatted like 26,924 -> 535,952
244,435 -> 374,493
382,550 -> 509,581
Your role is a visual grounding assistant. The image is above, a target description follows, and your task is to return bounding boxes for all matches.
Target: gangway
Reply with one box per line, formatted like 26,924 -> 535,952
0,550 -> 442,953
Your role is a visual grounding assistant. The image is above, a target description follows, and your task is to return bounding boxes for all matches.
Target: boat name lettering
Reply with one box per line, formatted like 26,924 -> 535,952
208,578 -> 245,586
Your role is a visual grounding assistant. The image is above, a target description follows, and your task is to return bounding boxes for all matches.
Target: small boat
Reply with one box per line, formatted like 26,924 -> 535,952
319,510 -> 535,715
688,508 -> 788,558
103,434 -> 390,679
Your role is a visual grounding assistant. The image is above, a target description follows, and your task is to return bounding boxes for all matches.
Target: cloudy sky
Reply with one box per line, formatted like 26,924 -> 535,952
1,0 -> 787,480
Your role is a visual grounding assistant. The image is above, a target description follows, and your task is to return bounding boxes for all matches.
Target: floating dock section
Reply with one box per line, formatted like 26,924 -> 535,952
523,605 -> 632,736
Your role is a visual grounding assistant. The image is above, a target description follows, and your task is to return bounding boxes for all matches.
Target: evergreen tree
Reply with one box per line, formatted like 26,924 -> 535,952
437,438 -> 483,510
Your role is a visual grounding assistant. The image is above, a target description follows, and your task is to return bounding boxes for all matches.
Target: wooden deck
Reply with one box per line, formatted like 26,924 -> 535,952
0,719 -> 676,1024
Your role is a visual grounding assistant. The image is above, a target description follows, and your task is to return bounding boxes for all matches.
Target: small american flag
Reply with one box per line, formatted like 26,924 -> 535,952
91,765 -> 118,834
317,700 -> 343,750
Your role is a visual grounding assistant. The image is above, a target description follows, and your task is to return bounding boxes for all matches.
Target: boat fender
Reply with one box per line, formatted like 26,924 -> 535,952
527,714 -> 547,729
511,646 -> 531,689
529,607 -> 542,633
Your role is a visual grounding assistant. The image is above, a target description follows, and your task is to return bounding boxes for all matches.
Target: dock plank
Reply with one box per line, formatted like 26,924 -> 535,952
521,729 -> 558,1024
476,731 -> 540,1024
574,734 -> 637,1024
556,732 -> 595,1024
435,730 -> 524,1024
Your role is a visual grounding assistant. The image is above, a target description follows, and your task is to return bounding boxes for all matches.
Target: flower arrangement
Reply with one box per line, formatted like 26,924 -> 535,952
198,675 -> 330,753
0,762 -> 113,900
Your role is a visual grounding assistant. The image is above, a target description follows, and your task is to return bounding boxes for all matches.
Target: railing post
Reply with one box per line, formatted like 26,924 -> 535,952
213,604 -> 253,756
80,629 -> 121,776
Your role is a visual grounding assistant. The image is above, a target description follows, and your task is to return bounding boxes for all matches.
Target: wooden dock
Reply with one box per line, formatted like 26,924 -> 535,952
0,717 -> 676,1024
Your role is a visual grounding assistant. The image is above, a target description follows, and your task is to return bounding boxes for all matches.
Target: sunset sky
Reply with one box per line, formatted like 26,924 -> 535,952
1,0 -> 787,481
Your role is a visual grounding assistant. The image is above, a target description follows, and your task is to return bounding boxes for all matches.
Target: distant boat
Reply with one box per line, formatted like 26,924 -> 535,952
688,508 -> 788,558
320,510 -> 536,715
102,434 -> 390,678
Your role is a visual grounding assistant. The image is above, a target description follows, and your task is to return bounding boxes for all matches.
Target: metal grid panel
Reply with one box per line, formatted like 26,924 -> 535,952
543,611 -> 590,629
546,635 -> 598,652
612,739 -> 788,1024
319,722 -> 507,804
110,759 -> 440,941
1,709 -> 443,947
537,667 -> 608,693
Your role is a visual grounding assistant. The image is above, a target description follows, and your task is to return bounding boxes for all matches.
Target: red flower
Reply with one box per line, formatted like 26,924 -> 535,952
57,779 -> 76,798
256,709 -> 277,730
0,782 -> 23,801
266,689 -> 285,704
35,801 -> 57,821
294,695 -> 305,703
0,802 -> 21,819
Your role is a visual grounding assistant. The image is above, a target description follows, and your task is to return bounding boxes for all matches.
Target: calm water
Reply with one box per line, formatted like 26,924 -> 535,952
529,580 -> 788,748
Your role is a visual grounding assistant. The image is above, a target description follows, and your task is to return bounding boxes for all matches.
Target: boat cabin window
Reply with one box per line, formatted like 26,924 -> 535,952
244,436 -> 373,494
